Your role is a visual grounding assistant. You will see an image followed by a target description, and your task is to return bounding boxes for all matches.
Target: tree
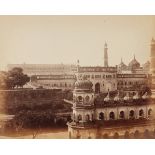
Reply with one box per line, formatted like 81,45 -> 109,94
6,67 -> 30,89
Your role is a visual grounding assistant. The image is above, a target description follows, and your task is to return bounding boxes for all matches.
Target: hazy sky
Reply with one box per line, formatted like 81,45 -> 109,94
0,16 -> 155,70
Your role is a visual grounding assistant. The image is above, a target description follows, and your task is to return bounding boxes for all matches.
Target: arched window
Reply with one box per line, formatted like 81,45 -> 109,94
139,109 -> 144,118
109,112 -> 115,120
85,95 -> 90,102
119,111 -> 125,119
85,114 -> 90,121
129,110 -> 135,119
78,96 -> 83,102
148,109 -> 152,116
78,115 -> 82,121
99,112 -> 104,120
95,83 -> 100,93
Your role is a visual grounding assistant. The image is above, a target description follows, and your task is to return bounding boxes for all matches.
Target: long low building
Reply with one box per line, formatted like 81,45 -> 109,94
7,42 -> 151,93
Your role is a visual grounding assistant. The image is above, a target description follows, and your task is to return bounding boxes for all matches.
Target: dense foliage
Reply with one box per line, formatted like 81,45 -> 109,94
0,67 -> 30,89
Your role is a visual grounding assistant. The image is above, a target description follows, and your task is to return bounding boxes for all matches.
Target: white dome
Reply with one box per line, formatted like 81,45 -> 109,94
142,92 -> 149,99
133,92 -> 140,100
114,92 -> 120,101
104,92 -> 111,102
124,93 -> 130,101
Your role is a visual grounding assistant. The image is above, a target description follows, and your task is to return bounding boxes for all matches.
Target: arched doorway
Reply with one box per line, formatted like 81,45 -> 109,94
139,109 -> 144,118
85,114 -> 90,121
78,96 -> 83,102
109,112 -> 115,120
78,115 -> 82,121
129,110 -> 135,119
119,111 -> 125,119
148,109 -> 152,118
95,83 -> 100,93
99,112 -> 104,120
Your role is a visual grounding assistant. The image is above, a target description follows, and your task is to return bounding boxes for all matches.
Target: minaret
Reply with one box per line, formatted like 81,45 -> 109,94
104,42 -> 108,67
150,38 -> 155,98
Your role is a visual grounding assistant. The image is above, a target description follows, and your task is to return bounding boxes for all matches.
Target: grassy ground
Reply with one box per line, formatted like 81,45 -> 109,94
0,128 -> 68,139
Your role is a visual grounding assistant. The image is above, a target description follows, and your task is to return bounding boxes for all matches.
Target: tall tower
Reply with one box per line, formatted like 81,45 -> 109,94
150,38 -> 155,98
150,38 -> 155,84
104,42 -> 108,67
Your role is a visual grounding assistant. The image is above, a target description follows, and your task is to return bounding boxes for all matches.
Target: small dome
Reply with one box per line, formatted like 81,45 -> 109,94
133,92 -> 140,100
151,38 -> 155,45
143,61 -> 150,69
142,92 -> 149,99
123,92 -> 131,101
74,76 -> 93,90
128,55 -> 140,69
114,92 -> 120,101
104,91 -> 111,102
118,58 -> 127,70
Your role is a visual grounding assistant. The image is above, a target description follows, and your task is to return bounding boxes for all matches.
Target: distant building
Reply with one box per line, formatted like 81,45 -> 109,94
7,64 -> 77,76
7,42 -> 151,93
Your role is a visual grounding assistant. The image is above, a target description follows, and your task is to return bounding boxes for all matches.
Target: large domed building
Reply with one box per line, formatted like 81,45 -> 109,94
117,58 -> 128,73
128,55 -> 140,70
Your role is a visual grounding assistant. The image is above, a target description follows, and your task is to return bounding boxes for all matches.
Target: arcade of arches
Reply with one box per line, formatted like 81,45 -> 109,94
73,108 -> 153,122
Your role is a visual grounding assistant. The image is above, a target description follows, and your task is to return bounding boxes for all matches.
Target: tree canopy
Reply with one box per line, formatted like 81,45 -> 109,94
0,67 -> 30,89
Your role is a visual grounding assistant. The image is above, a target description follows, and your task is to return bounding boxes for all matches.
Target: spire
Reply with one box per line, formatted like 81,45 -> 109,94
104,41 -> 108,67
104,90 -> 111,102
134,54 -> 135,60
77,59 -> 80,79
77,59 -> 79,66
104,42 -> 107,48
121,57 -> 123,63
151,37 -> 155,44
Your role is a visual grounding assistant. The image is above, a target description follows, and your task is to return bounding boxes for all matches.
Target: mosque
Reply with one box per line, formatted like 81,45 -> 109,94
67,38 -> 155,139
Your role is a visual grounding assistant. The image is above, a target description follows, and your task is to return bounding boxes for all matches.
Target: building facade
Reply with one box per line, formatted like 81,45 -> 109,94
67,38 -> 155,139
7,42 -> 151,94
67,75 -> 155,139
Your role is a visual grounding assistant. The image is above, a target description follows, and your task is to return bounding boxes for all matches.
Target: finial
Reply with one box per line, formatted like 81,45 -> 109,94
104,42 -> 107,48
151,37 -> 155,43
121,57 -> 123,63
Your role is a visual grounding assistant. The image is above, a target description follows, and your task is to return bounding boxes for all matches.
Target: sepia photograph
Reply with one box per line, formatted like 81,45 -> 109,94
0,15 -> 155,139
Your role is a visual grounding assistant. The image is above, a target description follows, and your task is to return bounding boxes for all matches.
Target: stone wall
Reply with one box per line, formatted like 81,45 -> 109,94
0,89 -> 72,114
